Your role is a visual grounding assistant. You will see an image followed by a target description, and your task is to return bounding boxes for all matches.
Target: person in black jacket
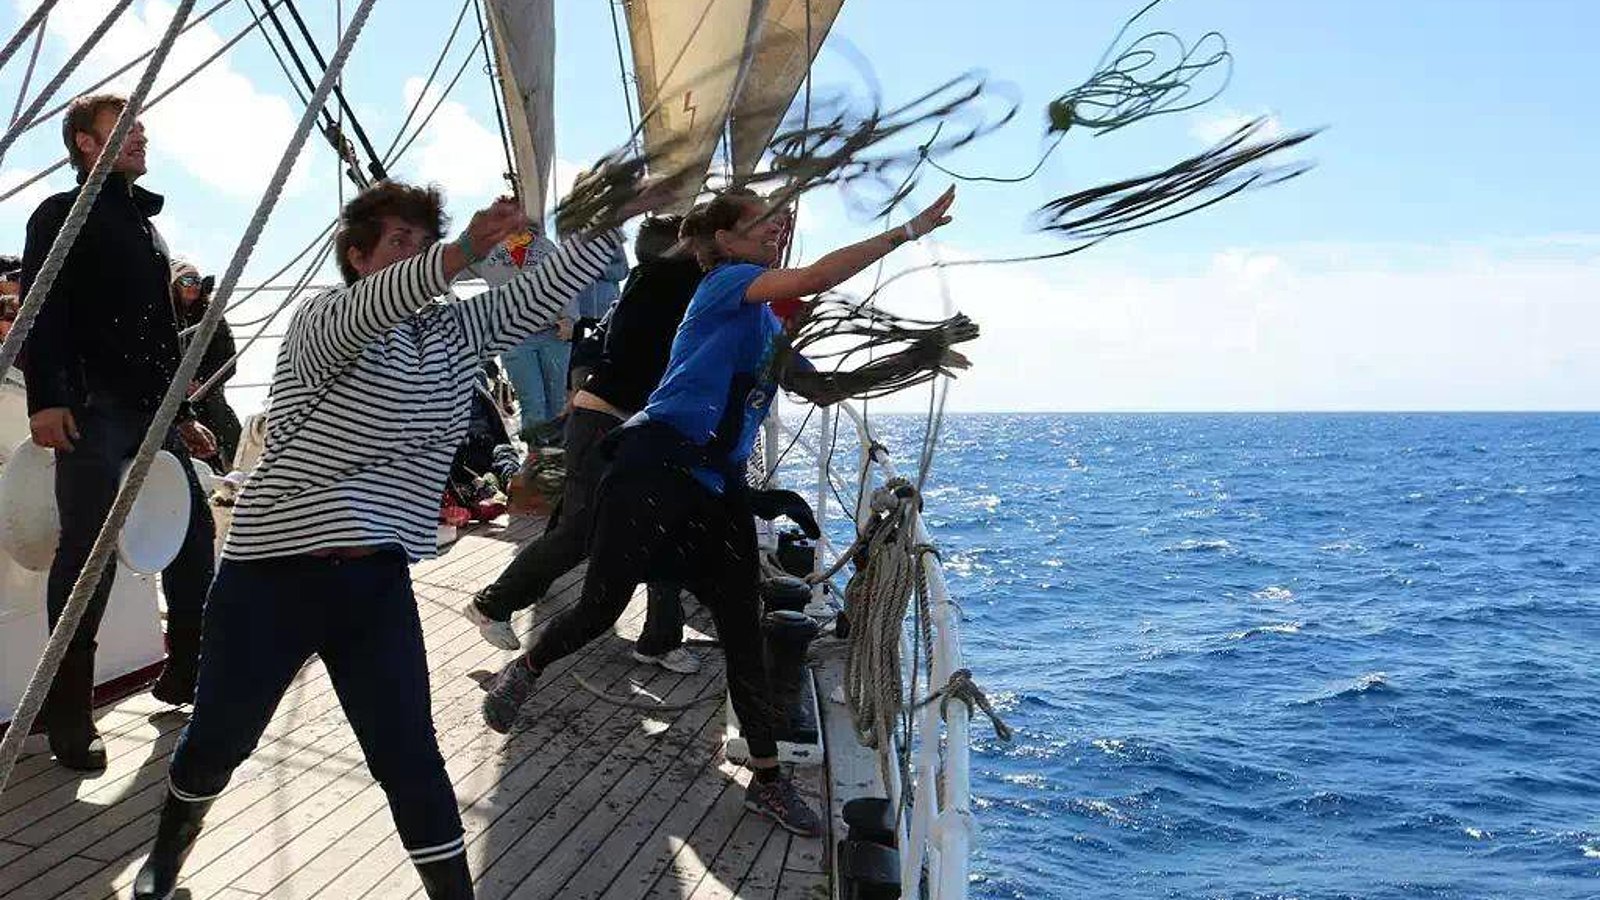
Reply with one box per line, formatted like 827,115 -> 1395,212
20,93 -> 217,770
170,259 -> 241,471
462,215 -> 706,672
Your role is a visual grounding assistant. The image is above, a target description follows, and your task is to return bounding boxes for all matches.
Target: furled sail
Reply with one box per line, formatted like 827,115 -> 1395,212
728,0 -> 844,177
624,0 -> 767,211
486,0 -> 556,222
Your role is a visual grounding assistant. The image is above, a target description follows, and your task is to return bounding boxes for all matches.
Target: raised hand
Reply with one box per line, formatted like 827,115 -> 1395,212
905,185 -> 956,239
463,197 -> 529,260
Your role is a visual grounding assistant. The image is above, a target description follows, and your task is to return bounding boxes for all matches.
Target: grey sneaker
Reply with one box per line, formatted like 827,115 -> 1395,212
631,646 -> 702,674
462,599 -> 520,651
482,658 -> 539,734
744,772 -> 824,837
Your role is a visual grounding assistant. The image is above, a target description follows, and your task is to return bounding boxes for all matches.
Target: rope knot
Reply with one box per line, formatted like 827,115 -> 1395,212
917,668 -> 1013,742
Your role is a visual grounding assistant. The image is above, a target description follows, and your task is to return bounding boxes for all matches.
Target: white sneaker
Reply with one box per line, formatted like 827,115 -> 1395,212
462,601 -> 520,651
632,647 -> 702,674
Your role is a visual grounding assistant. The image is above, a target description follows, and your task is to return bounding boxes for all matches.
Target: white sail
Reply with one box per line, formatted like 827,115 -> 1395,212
486,0 -> 556,222
625,0 -> 768,210
729,0 -> 844,177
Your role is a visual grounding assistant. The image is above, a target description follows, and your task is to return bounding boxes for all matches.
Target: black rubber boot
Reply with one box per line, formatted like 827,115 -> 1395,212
44,648 -> 105,771
132,789 -> 214,899
416,852 -> 475,899
151,613 -> 203,706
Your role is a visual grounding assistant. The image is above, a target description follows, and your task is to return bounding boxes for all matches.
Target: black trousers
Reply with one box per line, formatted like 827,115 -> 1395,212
169,552 -> 464,865
478,407 -> 685,654
519,429 -> 778,758
44,401 -> 214,734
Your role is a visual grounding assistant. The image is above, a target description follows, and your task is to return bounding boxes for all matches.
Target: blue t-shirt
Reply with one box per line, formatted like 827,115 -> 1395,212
642,262 -> 784,492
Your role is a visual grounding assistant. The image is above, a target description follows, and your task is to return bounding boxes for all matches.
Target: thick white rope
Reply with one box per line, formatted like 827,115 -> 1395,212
0,0 -> 379,795
0,0 -> 136,170
0,0 -> 60,73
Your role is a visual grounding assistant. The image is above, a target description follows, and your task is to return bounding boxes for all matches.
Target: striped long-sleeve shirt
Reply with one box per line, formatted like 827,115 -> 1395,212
223,231 -> 622,562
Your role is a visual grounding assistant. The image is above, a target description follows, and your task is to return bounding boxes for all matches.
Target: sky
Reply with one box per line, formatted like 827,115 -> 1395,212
0,0 -> 1596,415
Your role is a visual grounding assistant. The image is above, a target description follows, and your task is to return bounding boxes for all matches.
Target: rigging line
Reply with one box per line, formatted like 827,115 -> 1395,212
279,0 -> 386,179
606,0 -> 637,137
0,1 -> 287,206
21,0 -> 238,133
382,0 -> 474,163
245,0 -> 312,107
471,0 -> 518,197
336,0 -> 343,210
0,0 -> 60,73
0,0 -> 135,170
253,0 -> 364,182
189,235 -> 335,401
384,32 -> 487,168
10,13 -> 46,125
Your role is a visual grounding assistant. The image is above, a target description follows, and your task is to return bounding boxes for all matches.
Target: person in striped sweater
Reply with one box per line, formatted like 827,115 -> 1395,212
132,180 -> 651,900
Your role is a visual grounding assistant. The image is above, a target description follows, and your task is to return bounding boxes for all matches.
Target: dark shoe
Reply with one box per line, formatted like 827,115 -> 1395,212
744,770 -> 824,837
415,849 -> 474,899
481,657 -> 539,734
151,615 -> 203,705
132,789 -> 214,899
48,726 -> 106,771
149,664 -> 196,706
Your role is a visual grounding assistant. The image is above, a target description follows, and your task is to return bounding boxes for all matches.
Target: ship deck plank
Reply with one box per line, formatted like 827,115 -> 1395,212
0,515 -> 840,899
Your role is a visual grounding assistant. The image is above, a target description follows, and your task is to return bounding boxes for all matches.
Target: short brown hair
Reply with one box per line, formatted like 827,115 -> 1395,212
63,93 -> 127,174
679,188 -> 762,270
335,181 -> 449,284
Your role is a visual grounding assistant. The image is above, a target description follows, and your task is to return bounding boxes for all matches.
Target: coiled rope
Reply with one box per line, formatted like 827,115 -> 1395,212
0,0 -> 379,796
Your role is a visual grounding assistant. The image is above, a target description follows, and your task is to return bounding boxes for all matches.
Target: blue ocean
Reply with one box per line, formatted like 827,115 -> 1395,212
854,413 -> 1599,900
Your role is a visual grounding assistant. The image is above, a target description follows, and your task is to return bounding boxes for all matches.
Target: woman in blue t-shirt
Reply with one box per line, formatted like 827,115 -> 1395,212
481,185 -> 956,835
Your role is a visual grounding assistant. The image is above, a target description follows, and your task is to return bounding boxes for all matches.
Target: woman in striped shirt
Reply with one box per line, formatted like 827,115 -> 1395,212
133,181 -> 651,900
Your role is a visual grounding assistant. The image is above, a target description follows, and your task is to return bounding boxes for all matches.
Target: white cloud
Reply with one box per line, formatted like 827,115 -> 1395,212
1190,108 -> 1284,146
842,236 -> 1600,413
31,0 -> 309,199
396,75 -> 508,211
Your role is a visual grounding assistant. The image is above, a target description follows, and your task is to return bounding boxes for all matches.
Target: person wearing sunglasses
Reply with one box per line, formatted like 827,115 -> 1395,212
170,259 -> 242,472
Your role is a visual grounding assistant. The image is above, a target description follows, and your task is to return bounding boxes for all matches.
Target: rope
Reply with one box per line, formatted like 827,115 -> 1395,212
10,11 -> 46,125
0,0 -> 135,170
0,0 -> 379,797
606,0 -> 637,137
913,668 -> 1013,742
0,0 -> 60,73
383,31 -> 487,168
473,0 -> 520,198
384,0 -> 474,163
841,479 -> 922,749
0,0 -> 201,793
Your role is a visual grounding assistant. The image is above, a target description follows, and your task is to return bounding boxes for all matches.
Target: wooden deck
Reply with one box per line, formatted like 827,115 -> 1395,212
0,516 -> 840,899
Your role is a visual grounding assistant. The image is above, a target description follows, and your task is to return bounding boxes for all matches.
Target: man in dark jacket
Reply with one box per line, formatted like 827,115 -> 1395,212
462,214 -> 705,670
20,93 -> 217,770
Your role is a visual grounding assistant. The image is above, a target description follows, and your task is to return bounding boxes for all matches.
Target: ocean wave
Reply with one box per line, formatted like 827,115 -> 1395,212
1229,622 -> 1302,640
1251,585 -> 1295,602
1163,538 -> 1234,553
1299,671 -> 1393,704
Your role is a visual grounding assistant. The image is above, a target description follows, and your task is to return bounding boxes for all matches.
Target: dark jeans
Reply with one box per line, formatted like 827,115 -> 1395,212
44,402 -> 214,735
520,430 -> 778,758
169,551 -> 464,863
478,407 -> 685,654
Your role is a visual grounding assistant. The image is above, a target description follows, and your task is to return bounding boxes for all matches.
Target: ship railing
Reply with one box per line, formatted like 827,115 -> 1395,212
761,399 -> 973,900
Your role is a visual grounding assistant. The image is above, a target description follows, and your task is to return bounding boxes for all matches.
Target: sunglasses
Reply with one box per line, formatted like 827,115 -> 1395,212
176,274 -> 201,288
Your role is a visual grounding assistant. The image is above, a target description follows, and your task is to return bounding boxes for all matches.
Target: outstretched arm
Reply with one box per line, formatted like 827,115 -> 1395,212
744,186 -> 955,303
